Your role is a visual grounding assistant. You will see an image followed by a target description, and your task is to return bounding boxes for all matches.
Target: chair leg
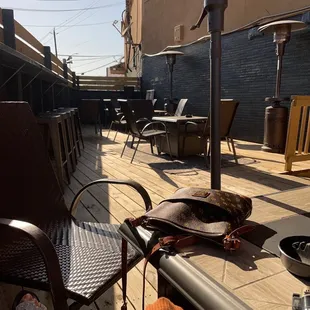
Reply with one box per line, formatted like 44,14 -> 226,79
150,138 -> 154,154
107,121 -> 114,138
182,136 -> 186,157
131,136 -> 135,148
121,133 -> 130,158
99,115 -> 103,137
230,137 -> 238,164
226,137 -> 231,152
50,122 -> 64,191
166,133 -> 173,160
207,138 -> 211,157
75,113 -> 84,149
131,137 -> 141,163
114,129 -> 119,141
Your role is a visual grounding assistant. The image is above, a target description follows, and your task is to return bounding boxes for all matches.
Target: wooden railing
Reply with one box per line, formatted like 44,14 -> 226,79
285,95 -> 310,171
0,8 -> 74,85
77,75 -> 140,91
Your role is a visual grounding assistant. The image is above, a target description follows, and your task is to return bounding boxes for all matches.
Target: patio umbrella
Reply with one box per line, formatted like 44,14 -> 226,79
191,0 -> 228,189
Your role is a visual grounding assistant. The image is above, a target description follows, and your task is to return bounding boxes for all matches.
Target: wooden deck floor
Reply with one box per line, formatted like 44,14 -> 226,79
1,126 -> 310,309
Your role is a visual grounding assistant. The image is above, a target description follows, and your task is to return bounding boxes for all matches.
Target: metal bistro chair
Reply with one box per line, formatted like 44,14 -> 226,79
120,100 -> 172,163
165,99 -> 188,116
106,100 -> 126,141
183,99 -> 239,165
175,98 -> 188,116
121,99 -> 154,148
145,89 -> 155,101
0,101 -> 151,309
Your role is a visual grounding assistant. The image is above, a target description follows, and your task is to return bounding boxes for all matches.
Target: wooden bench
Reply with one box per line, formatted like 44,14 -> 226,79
285,95 -> 310,171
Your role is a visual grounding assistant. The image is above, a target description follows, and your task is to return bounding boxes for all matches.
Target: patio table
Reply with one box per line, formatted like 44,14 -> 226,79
152,115 -> 208,158
120,186 -> 310,309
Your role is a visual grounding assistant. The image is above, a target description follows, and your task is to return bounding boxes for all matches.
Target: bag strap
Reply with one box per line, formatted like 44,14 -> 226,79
141,235 -> 198,309
121,223 -> 255,309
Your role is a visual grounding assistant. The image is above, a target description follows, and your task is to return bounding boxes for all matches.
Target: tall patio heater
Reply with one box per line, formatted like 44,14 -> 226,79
155,51 -> 184,114
258,20 -> 306,153
191,0 -> 228,190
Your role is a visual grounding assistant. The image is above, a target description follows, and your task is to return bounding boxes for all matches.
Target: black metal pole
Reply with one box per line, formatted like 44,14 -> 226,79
275,43 -> 285,99
191,0 -> 227,189
208,0 -> 227,190
210,31 -> 222,189
169,65 -> 173,101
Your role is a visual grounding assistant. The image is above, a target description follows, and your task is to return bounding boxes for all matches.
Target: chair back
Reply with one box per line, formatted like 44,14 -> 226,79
0,102 -> 69,226
175,99 -> 188,116
119,100 -> 140,136
130,99 -> 154,121
146,89 -> 155,100
219,99 -> 239,137
285,96 -> 310,171
106,99 -> 119,121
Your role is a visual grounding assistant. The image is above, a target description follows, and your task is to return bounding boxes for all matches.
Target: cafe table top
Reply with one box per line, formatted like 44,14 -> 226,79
153,115 -> 208,123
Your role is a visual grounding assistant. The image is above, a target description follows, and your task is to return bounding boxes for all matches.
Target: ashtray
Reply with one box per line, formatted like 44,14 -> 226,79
279,236 -> 310,279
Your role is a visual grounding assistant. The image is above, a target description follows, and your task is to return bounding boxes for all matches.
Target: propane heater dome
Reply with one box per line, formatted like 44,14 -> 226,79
258,20 -> 306,34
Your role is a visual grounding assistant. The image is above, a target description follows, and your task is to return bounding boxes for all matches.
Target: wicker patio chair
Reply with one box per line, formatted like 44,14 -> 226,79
119,100 -> 172,163
183,99 -> 239,164
106,100 -> 127,141
0,101 -> 150,309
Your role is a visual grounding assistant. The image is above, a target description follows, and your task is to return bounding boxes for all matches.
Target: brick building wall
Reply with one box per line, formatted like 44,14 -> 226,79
142,15 -> 310,143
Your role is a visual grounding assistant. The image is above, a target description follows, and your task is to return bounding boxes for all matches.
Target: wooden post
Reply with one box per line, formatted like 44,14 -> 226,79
76,76 -> 80,90
40,80 -> 44,112
63,59 -> 68,80
44,46 -> 52,70
72,72 -> 76,88
17,73 -> 23,100
2,9 -> 16,49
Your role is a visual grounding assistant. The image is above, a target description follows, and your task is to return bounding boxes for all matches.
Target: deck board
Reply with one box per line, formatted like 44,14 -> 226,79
1,126 -> 310,309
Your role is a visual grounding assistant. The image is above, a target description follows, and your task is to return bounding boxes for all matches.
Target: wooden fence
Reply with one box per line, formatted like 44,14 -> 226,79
77,75 -> 140,91
0,8 -> 74,86
285,95 -> 310,171
0,8 -> 138,92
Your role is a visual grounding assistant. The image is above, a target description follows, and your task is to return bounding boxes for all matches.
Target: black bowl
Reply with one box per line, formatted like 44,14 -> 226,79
279,236 -> 310,279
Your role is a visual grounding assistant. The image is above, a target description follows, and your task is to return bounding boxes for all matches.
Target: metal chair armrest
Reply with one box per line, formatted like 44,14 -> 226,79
141,121 -> 167,134
136,117 -> 151,124
70,179 -> 152,214
184,121 -> 199,131
0,218 -> 68,310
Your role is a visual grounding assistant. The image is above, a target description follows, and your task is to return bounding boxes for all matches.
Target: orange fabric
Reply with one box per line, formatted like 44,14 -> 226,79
146,298 -> 183,310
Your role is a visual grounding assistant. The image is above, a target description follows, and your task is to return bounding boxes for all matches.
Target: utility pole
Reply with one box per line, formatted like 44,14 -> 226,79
53,28 -> 58,57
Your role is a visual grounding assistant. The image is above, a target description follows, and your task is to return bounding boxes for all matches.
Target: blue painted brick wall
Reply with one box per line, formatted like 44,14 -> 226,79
142,15 -> 310,142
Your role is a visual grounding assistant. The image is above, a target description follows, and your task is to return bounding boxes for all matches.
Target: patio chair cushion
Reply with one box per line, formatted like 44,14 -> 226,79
0,218 -> 140,305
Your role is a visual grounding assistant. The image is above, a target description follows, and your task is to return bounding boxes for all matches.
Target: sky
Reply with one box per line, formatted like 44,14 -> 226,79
1,0 -> 126,75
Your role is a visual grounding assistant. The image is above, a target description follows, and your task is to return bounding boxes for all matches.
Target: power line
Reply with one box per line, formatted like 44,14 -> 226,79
80,59 -> 121,75
56,4 -> 103,35
24,21 -> 115,28
73,57 -> 112,69
59,54 -> 123,58
3,3 -> 123,12
40,0 -> 100,46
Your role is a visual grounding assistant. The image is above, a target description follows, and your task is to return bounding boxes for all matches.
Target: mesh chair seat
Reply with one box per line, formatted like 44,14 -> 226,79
0,217 -> 140,305
141,129 -> 167,138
